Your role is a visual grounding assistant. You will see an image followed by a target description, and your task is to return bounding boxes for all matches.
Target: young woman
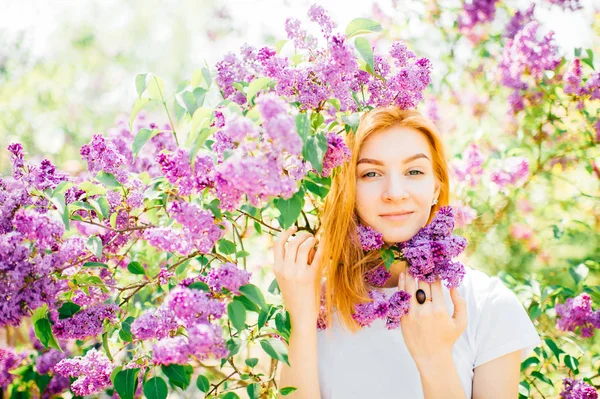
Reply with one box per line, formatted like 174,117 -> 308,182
273,107 -> 541,399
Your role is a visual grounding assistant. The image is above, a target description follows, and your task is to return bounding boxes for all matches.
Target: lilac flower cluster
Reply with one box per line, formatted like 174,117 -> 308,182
364,265 -> 392,287
321,132 -> 351,177
458,0 -> 500,31
452,143 -> 484,187
351,289 -> 411,330
130,286 -> 229,365
156,148 -> 214,196
399,206 -> 468,288
212,94 -> 307,210
201,262 -> 252,294
215,5 -> 431,113
357,224 -> 385,251
53,303 -> 119,340
562,58 -> 600,101
80,133 -> 129,184
556,293 -> 600,338
560,378 -> 598,399
143,201 -> 223,256
499,21 -> 561,113
490,156 -> 530,188
545,0 -> 583,11
504,4 -> 535,39
36,348 -> 68,375
54,349 -> 114,396
0,348 -> 26,388
8,143 -> 70,192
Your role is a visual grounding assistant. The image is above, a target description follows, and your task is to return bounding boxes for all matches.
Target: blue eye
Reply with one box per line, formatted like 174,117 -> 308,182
408,170 -> 423,176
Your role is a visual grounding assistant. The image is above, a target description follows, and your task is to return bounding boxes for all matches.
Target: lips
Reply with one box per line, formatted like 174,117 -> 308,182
379,211 -> 414,221
379,211 -> 414,217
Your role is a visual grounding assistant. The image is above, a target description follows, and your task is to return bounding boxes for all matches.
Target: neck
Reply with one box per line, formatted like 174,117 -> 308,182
381,259 -> 408,288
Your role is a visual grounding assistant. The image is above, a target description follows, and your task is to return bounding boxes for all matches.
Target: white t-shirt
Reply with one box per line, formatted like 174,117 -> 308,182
316,266 -> 541,399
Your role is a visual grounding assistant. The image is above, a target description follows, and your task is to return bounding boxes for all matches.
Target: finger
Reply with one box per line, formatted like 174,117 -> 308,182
296,236 -> 316,265
398,271 -> 406,292
405,271 -> 418,308
450,288 -> 467,330
273,226 -> 297,267
430,279 -> 444,306
283,231 -> 312,267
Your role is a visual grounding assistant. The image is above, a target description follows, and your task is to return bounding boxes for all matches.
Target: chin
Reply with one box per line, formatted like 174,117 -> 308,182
382,229 -> 418,244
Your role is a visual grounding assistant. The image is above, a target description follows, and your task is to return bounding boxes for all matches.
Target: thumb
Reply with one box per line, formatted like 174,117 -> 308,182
450,288 -> 467,329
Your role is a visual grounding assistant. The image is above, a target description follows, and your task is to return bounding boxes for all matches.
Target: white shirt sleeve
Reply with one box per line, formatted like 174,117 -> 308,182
473,276 -> 541,368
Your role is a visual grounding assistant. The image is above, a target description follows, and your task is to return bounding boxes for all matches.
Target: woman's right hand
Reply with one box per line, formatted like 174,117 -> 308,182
273,226 -> 325,324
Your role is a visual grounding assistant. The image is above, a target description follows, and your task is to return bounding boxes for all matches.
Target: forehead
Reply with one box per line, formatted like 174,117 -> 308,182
358,125 -> 433,161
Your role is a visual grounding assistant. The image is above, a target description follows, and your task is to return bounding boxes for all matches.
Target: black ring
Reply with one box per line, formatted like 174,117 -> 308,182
416,289 -> 427,305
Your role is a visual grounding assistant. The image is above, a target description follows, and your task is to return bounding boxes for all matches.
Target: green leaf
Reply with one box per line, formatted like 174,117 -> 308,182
222,393 -> 240,399
188,281 -> 211,291
247,383 -> 260,399
227,301 -> 247,332
218,239 -> 236,255
280,387 -> 298,396
236,250 -> 250,258
303,180 -> 329,199
531,371 -> 554,386
129,98 -> 153,131
83,261 -> 108,268
569,263 -> 589,285
189,127 -> 215,163
143,376 -> 168,399
345,18 -> 382,39
246,77 -> 272,104
275,311 -> 291,341
96,171 -> 122,188
295,113 -> 310,145
58,302 -> 81,319
245,358 -> 258,368
226,338 -> 242,357
49,192 -> 69,231
239,284 -> 268,311
127,261 -> 146,275
302,133 -> 328,175
202,67 -> 212,87
175,91 -> 198,116
35,373 -> 52,394
32,306 -> 62,351
135,73 -> 149,98
355,37 -> 374,73
582,49 -> 594,70
132,128 -> 159,158
520,356 -> 539,371
146,75 -> 166,101
86,235 -> 103,259
96,196 -> 111,219
564,355 -> 579,372
260,338 -> 289,366
114,368 -> 140,399
196,374 -> 211,393
103,331 -> 113,361
193,87 -> 207,107
342,113 -> 361,135
267,278 -> 280,295
162,364 -> 192,390
120,316 -> 134,343
380,247 -> 395,270
274,189 -> 304,229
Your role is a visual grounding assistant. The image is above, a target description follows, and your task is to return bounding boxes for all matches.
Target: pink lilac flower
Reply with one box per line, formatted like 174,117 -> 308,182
131,307 -> 180,340
36,349 -> 68,375
53,303 -> 119,340
364,265 -> 392,288
143,227 -> 195,256
504,4 -> 535,39
564,59 -> 583,95
454,201 -> 477,228
500,21 -> 561,91
165,287 -> 226,327
399,206 -> 467,288
352,289 -> 389,327
80,133 -> 129,184
54,349 -> 114,396
169,201 -> 223,253
285,18 -> 316,50
157,268 -> 175,285
357,224 -> 385,251
12,208 -> 64,251
560,378 -> 597,399
583,72 -> 600,101
317,285 -> 328,331
458,0 -> 500,31
152,336 -> 191,365
545,0 -> 582,11
43,375 -> 70,398
202,262 -> 251,294
385,290 -> 412,329
0,348 -> 26,388
308,4 -> 336,38
490,156 -> 530,188
187,323 -> 229,360
256,94 -> 303,155
321,132 -> 351,177
452,143 -> 484,187
556,293 -> 600,338
156,148 -> 214,196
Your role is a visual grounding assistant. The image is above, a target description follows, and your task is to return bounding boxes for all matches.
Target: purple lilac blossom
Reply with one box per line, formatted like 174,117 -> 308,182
545,0 -> 582,11
165,287 -> 226,326
202,262 -> 252,294
504,4 -> 535,39
458,0 -> 500,31
12,208 -> 64,251
43,375 -> 70,398
321,132 -> 351,177
156,148 -> 214,196
364,265 -> 392,288
385,290 -> 412,329
556,293 -> 600,338
0,348 -> 26,388
308,4 -> 336,38
399,206 -> 468,288
490,156 -> 530,188
53,303 -> 119,340
564,58 -> 583,96
152,336 -> 191,365
357,224 -> 385,251
351,289 -> 411,330
54,349 -> 114,396
452,143 -> 484,187
169,201 -> 223,254
152,324 -> 229,365
36,349 -> 68,375
583,72 -> 600,100
131,307 -> 180,340
560,378 -> 598,399
80,133 -> 129,184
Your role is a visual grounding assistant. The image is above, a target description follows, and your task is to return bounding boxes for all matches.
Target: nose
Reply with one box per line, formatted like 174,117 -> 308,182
382,172 -> 409,201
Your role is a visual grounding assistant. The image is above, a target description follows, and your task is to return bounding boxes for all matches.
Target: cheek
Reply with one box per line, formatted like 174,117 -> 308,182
355,182 -> 377,218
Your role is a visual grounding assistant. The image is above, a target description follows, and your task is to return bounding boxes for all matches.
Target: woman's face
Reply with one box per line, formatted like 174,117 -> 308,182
355,124 -> 440,244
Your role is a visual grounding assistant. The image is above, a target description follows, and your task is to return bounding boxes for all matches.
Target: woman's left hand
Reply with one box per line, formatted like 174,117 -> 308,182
398,271 -> 468,367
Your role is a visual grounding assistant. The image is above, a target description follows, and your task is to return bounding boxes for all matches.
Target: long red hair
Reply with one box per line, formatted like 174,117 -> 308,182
316,107 -> 451,333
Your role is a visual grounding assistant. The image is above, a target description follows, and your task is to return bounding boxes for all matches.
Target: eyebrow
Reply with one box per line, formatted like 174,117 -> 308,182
357,153 -> 430,166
